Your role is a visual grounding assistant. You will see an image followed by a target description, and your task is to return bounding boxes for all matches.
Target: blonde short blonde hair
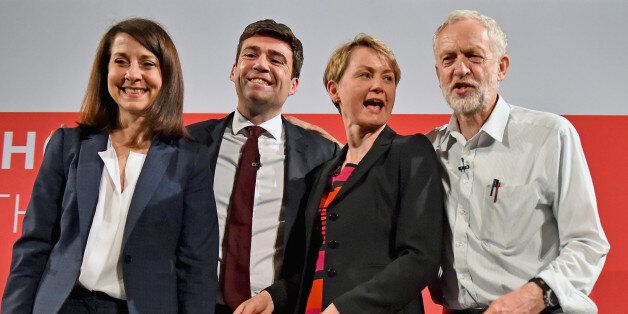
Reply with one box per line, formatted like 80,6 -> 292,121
324,34 -> 401,108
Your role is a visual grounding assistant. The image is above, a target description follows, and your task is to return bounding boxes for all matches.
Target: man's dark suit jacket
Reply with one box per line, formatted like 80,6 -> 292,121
1,128 -> 219,314
267,126 -> 443,314
187,112 -> 337,298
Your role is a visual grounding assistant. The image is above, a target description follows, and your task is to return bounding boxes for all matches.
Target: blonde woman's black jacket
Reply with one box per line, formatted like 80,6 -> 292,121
267,125 -> 444,314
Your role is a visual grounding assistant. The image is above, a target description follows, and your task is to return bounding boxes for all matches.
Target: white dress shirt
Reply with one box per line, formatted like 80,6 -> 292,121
428,96 -> 610,313
214,110 -> 285,301
79,138 -> 146,299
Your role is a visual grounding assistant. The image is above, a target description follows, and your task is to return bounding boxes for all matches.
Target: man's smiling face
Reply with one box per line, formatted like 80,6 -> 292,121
231,35 -> 299,117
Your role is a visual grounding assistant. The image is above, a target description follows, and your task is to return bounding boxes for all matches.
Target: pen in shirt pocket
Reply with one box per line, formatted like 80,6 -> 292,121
490,179 -> 501,203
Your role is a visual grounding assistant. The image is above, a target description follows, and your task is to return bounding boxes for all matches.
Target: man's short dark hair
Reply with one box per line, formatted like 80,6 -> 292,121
235,19 -> 304,78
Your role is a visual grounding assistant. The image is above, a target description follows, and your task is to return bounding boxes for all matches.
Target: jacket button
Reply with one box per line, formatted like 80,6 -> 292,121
326,268 -> 337,277
328,240 -> 339,249
328,212 -> 339,221
124,255 -> 133,264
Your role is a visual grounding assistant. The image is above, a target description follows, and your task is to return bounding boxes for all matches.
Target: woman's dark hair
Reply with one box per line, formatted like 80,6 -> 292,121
79,17 -> 187,143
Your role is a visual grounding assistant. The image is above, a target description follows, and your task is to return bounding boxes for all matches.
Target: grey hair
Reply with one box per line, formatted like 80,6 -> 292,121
433,10 -> 508,58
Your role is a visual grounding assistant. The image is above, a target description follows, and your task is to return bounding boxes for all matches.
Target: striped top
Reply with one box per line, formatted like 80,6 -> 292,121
304,163 -> 356,314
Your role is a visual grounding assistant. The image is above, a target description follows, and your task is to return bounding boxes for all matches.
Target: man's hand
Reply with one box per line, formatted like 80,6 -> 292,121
322,303 -> 340,314
484,282 -> 546,314
284,115 -> 343,147
234,291 -> 274,314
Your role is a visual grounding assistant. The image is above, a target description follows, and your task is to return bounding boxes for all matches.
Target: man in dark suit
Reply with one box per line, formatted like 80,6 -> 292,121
187,19 -> 337,314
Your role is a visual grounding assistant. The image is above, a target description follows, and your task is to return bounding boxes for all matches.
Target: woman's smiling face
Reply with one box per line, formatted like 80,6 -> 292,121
107,32 -> 162,120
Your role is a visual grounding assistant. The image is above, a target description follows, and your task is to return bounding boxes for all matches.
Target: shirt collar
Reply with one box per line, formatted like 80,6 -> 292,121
231,109 -> 283,140
478,95 -> 510,143
444,94 -> 511,144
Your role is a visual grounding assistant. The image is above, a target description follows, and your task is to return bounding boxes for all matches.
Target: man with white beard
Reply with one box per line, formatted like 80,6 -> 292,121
427,10 -> 610,314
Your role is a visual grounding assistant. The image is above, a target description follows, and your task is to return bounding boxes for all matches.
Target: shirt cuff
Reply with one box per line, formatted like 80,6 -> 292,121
537,269 -> 598,314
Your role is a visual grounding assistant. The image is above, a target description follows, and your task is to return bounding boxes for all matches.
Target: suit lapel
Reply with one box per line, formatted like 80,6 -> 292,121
205,113 -> 233,174
328,126 -> 395,208
122,138 -> 175,246
77,132 -> 108,239
282,120 -> 309,247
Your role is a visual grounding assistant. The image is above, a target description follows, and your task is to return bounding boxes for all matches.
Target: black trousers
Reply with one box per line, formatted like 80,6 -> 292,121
444,305 -> 562,314
59,286 -> 128,314
215,303 -> 234,314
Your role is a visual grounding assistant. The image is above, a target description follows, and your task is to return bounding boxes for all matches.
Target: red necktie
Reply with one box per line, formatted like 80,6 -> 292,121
222,125 -> 264,310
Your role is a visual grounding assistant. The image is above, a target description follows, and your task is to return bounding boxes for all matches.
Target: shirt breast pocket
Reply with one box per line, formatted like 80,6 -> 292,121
480,183 -> 540,252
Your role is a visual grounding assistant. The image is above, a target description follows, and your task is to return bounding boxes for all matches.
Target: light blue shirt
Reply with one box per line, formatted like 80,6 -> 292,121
213,110 -> 286,302
428,96 -> 610,313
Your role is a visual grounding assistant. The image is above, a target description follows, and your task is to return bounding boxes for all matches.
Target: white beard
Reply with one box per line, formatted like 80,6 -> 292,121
445,87 -> 486,116
443,72 -> 499,116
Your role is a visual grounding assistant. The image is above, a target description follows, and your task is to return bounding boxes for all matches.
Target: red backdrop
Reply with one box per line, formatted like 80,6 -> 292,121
1,112 -> 625,313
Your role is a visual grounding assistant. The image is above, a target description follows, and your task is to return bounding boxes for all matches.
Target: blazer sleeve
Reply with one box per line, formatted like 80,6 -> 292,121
1,128 -> 68,314
334,134 -> 444,313
176,143 -> 219,313
263,219 -> 305,313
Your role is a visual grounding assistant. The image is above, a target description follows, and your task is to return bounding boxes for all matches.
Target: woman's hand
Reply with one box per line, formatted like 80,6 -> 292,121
322,303 -> 340,314
234,291 -> 275,314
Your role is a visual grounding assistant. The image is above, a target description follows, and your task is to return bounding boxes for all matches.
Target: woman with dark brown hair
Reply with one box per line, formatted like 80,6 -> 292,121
2,18 -> 218,314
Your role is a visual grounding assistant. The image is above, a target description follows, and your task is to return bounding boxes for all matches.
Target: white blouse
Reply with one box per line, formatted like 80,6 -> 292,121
78,138 -> 146,299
